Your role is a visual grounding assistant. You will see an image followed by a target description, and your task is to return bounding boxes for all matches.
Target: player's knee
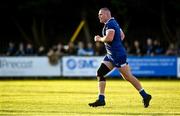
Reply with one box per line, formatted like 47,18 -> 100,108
96,76 -> 106,81
97,63 -> 111,81
97,69 -> 106,81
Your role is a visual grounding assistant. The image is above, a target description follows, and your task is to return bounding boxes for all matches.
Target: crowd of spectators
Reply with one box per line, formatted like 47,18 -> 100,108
0,37 -> 179,57
125,37 -> 178,56
1,41 -> 106,57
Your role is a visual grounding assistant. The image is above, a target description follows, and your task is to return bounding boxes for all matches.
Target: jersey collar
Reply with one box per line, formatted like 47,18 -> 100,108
105,17 -> 114,24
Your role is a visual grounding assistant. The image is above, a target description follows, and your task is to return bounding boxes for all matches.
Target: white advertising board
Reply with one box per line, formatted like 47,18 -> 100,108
62,56 -> 103,77
0,57 -> 61,76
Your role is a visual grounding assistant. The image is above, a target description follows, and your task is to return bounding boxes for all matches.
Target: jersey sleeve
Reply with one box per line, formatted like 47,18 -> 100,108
106,22 -> 115,30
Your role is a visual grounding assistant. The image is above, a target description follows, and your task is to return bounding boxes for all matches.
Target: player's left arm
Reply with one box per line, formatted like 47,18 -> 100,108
94,29 -> 115,42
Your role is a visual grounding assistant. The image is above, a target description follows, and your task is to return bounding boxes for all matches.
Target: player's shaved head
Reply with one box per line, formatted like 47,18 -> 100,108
100,7 -> 111,17
98,7 -> 112,23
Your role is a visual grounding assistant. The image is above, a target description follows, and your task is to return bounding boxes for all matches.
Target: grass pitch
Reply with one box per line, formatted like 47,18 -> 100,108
0,79 -> 180,116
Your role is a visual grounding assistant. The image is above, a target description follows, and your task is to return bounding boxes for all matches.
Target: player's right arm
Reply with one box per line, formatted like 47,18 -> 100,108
94,29 -> 115,42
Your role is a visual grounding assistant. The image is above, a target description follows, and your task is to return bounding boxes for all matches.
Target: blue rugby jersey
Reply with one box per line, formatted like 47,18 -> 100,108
102,18 -> 127,56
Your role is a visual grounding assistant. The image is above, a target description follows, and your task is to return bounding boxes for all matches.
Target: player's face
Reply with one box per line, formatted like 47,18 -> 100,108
98,10 -> 107,23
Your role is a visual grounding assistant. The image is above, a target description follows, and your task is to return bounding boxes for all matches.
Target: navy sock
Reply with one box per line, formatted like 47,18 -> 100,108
98,95 -> 105,102
139,89 -> 148,99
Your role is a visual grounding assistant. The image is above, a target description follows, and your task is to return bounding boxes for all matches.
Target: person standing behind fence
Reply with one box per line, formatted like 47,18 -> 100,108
86,42 -> 95,56
130,40 -> 142,56
88,7 -> 152,108
6,41 -> 16,56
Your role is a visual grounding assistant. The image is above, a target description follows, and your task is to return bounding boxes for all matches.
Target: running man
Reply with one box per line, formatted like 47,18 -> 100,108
88,7 -> 152,108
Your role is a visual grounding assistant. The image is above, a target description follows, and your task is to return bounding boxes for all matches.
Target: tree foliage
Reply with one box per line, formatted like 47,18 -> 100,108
0,0 -> 180,47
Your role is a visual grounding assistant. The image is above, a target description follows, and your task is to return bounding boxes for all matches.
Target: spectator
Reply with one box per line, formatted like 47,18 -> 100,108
25,43 -> 35,56
124,41 -> 131,54
65,42 -> 77,55
86,42 -> 95,56
144,37 -> 154,56
6,41 -> 16,56
77,41 -> 87,56
47,45 -> 60,65
56,43 -> 65,56
165,43 -> 177,56
153,39 -> 164,55
130,40 -> 142,56
94,42 -> 105,56
37,45 -> 46,56
15,42 -> 25,56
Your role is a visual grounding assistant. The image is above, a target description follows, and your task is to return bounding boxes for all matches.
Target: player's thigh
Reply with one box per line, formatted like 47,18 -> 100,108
102,61 -> 114,70
119,64 -> 133,78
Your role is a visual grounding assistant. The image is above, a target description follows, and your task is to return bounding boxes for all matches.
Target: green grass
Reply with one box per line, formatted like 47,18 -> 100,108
0,79 -> 180,116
